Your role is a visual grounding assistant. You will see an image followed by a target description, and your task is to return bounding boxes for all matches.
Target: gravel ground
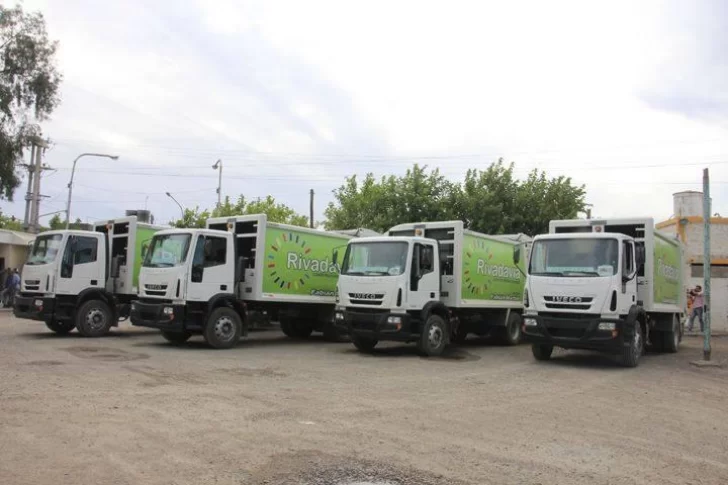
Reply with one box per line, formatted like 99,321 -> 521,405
1,311 -> 727,485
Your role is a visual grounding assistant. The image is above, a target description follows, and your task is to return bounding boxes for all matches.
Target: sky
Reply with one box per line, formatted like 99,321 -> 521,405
1,0 -> 727,228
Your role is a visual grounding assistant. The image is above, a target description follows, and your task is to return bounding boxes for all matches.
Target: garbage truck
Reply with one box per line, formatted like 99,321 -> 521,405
14,216 -> 163,336
130,214 -> 367,348
333,220 -> 531,356
516,217 -> 685,367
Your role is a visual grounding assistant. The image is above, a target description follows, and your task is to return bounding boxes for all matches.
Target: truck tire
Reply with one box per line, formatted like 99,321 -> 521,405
322,321 -> 345,342
417,314 -> 448,357
497,312 -> 522,346
75,299 -> 113,337
203,307 -> 242,349
620,320 -> 644,368
352,336 -> 378,352
46,320 -> 75,335
161,331 -> 192,345
280,317 -> 313,339
532,344 -> 553,361
279,317 -> 295,338
662,314 -> 681,353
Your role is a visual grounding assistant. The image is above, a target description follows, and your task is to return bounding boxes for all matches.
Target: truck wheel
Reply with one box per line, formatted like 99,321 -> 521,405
45,320 -> 75,335
497,312 -> 522,346
532,344 -> 553,361
662,314 -> 680,353
294,321 -> 313,339
352,336 -> 378,352
279,317 -> 295,338
203,307 -> 242,349
322,322 -> 345,342
417,314 -> 448,357
161,331 -> 192,345
620,320 -> 644,368
75,299 -> 113,337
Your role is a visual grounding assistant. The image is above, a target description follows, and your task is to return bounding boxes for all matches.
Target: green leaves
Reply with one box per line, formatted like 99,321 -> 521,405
325,160 -> 586,235
0,4 -> 62,200
171,195 -> 309,228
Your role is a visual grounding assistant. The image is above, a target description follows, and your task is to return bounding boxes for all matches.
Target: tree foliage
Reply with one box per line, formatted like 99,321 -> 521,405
0,4 -> 62,200
171,195 -> 309,228
0,211 -> 22,230
325,160 -> 586,235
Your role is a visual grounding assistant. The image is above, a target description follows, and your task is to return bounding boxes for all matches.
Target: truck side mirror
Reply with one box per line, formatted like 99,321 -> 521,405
513,246 -> 521,265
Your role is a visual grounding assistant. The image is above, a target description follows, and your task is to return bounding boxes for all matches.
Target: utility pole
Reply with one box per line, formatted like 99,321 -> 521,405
212,159 -> 222,208
22,145 -> 36,231
309,189 -> 314,228
702,168 -> 711,361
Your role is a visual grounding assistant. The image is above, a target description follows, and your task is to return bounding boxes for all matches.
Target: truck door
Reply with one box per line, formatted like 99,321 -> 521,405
620,240 -> 638,312
408,242 -> 440,309
187,234 -> 233,301
56,235 -> 104,295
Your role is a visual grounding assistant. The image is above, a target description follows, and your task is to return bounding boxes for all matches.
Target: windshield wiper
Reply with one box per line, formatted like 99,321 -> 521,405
531,271 -> 565,277
344,271 -> 365,276
364,271 -> 390,276
563,271 -> 600,276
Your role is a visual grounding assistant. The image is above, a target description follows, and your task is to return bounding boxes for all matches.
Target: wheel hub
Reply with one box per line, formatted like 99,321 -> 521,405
215,316 -> 235,341
428,325 -> 443,348
86,308 -> 106,330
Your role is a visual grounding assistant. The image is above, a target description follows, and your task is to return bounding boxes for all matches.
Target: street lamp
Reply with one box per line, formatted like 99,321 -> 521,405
65,153 -> 119,229
212,159 -> 222,208
165,192 -> 185,218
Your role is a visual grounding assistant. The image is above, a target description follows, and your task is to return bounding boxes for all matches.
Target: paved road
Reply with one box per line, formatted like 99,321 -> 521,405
1,312 -> 727,484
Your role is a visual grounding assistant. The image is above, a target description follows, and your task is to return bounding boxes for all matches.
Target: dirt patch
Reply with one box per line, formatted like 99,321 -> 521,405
24,360 -> 65,366
219,366 -> 288,378
63,346 -> 149,362
122,365 -> 205,388
248,451 -> 468,485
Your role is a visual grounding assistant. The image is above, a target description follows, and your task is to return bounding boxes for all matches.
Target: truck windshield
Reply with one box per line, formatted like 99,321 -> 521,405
530,238 -> 619,277
26,234 -> 63,265
342,241 -> 408,276
143,234 -> 191,268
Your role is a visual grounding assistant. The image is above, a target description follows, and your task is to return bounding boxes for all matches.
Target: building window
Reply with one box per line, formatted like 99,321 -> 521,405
690,264 -> 728,278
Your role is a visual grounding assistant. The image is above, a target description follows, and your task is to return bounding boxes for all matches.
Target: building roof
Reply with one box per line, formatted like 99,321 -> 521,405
0,229 -> 35,246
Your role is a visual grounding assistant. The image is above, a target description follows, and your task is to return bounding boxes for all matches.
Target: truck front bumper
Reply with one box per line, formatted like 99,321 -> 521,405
335,308 -> 416,341
521,313 -> 627,352
13,294 -> 56,322
130,300 -> 187,332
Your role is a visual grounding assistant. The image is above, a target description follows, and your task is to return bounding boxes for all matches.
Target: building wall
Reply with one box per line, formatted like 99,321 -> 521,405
657,218 -> 728,332
0,244 -> 29,272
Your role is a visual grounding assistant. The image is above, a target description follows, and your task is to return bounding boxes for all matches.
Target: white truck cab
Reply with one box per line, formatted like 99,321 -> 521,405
519,218 -> 684,367
131,228 -> 246,349
335,221 -> 530,356
14,216 -> 163,337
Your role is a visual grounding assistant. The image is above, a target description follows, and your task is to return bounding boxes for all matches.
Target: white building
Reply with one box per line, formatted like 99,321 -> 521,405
657,191 -> 728,332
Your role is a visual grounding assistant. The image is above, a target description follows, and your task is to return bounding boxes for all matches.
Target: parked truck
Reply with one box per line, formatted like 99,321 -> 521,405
334,221 -> 531,356
14,216 -> 163,336
130,214 -> 365,348
516,217 -> 685,367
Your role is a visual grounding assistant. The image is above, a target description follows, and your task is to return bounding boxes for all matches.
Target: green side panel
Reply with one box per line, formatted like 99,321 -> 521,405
461,234 -> 525,302
134,226 -> 160,288
262,227 -> 348,297
653,235 -> 681,305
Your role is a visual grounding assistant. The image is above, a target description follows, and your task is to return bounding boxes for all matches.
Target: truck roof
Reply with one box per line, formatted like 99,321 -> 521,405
349,235 -> 431,244
152,227 -> 229,237
534,232 -> 634,241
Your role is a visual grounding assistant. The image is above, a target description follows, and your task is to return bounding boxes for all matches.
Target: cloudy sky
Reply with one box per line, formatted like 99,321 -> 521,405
2,0 -> 727,227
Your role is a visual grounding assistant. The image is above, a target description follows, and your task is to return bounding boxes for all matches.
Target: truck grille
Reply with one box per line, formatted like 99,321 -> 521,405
348,293 -> 384,306
144,284 -> 168,297
24,280 -> 40,291
543,296 -> 593,310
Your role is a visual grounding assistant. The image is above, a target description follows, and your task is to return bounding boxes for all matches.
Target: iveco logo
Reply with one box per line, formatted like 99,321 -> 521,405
553,296 -> 582,303
147,284 -> 164,290
350,293 -> 377,300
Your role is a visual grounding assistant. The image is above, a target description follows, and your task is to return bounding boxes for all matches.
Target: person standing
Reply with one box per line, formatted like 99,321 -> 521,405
687,285 -> 705,332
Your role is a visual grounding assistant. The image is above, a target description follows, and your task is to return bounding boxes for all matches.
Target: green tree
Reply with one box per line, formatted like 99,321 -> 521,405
0,211 -> 22,230
324,164 -> 457,232
0,5 -> 62,200
324,161 -> 586,235
48,212 -> 63,229
171,195 -> 308,228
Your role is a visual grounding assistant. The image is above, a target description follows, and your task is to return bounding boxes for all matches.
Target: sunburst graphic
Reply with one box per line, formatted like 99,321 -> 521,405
463,238 -> 493,296
267,232 -> 312,290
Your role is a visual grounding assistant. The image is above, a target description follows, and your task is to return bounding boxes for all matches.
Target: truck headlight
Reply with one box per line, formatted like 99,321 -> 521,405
335,312 -> 344,321
598,322 -> 616,331
387,316 -> 402,324
34,299 -> 43,308
523,318 -> 537,327
163,307 -> 174,316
